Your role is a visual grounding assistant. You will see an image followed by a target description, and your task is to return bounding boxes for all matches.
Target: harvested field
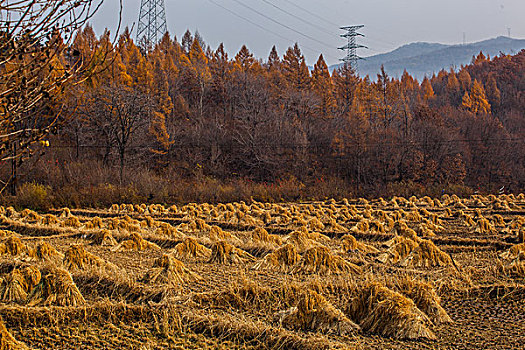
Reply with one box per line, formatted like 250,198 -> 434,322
0,194 -> 524,349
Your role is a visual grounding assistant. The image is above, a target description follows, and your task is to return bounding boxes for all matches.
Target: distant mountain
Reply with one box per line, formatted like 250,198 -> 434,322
330,36 -> 525,81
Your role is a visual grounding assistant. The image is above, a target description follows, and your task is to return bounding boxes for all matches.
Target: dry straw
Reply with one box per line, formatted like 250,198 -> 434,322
208,241 -> 255,264
347,282 -> 436,340
341,234 -> 379,254
277,289 -> 360,335
0,266 -> 41,303
63,244 -> 108,271
90,230 -> 118,247
34,241 -> 64,262
142,254 -> 198,286
253,244 -> 300,271
0,315 -> 29,349
292,246 -> 361,275
172,237 -> 211,260
27,267 -> 85,306
113,232 -> 160,251
395,276 -> 452,325
398,240 -> 454,268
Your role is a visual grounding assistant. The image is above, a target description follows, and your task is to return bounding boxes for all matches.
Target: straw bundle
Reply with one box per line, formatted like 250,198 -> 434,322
142,254 -> 198,286
208,241 -> 255,264
253,244 -> 300,271
292,246 -> 361,275
27,267 -> 85,306
172,237 -> 211,260
347,282 -> 436,340
278,289 -> 360,335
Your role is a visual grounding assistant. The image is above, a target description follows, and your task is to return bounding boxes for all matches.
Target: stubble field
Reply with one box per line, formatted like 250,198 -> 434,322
0,194 -> 524,349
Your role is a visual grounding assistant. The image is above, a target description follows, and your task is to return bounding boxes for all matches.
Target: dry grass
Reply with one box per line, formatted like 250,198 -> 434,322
341,234 -> 379,254
394,276 -> 452,325
0,315 -> 29,349
34,241 -> 63,262
113,232 -> 160,251
172,237 -> 211,260
253,244 -> 300,271
27,267 -> 85,306
90,230 -> 118,247
0,266 -> 41,303
141,254 -> 198,286
277,289 -> 360,335
347,282 -> 436,340
63,244 -> 111,271
398,240 -> 454,268
292,246 -> 361,275
208,241 -> 255,264
377,236 -> 419,264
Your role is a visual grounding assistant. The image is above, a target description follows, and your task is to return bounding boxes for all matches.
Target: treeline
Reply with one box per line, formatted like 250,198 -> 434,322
6,27 -> 525,205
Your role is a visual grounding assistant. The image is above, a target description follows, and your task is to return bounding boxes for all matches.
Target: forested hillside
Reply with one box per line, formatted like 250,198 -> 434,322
5,27 -> 525,206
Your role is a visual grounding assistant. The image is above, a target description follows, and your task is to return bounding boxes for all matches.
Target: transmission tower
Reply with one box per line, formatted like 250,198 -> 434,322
338,25 -> 367,72
137,0 -> 168,51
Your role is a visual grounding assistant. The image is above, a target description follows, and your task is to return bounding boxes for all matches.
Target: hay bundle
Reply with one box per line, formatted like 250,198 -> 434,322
250,227 -> 282,246
34,242 -> 63,262
208,241 -> 255,264
282,230 -> 321,252
113,232 -> 160,251
172,237 -> 211,260
307,218 -> 325,231
499,243 -> 525,260
405,211 -> 422,222
292,246 -> 361,275
393,221 -> 421,243
398,240 -> 453,268
20,209 -> 40,221
142,254 -> 198,286
90,216 -> 104,229
0,237 -> 29,256
253,244 -> 300,271
491,214 -> 505,227
322,218 -> 347,232
510,217 -> 525,230
369,220 -> 385,234
0,266 -> 41,303
90,230 -> 118,247
0,315 -> 29,349
341,234 -> 379,254
347,282 -> 436,340
208,225 -> 238,242
475,217 -> 494,234
41,214 -> 59,226
110,204 -> 120,212
63,244 -> 108,271
0,230 -> 14,238
62,216 -> 81,228
395,277 -> 452,325
59,208 -> 72,218
156,222 -> 185,239
352,220 -> 369,233
377,236 -> 419,264
277,289 -> 360,335
27,267 -> 85,306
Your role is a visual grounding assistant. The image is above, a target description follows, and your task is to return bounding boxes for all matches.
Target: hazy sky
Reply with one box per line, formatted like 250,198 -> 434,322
90,0 -> 525,65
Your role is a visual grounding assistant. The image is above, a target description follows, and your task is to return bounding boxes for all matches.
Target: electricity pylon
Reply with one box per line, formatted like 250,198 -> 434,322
137,0 -> 168,51
339,25 -> 367,72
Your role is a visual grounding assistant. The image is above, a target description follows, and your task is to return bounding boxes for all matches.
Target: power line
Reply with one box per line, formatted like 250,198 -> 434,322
255,0 -> 335,37
205,0 -> 335,60
228,0 -> 335,52
278,0 -> 411,51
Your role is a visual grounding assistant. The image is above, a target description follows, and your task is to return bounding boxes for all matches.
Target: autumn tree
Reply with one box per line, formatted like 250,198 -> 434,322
0,0 -> 110,193
311,55 -> 336,118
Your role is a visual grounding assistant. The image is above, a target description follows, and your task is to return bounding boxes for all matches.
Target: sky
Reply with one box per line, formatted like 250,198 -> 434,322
90,0 -> 525,66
